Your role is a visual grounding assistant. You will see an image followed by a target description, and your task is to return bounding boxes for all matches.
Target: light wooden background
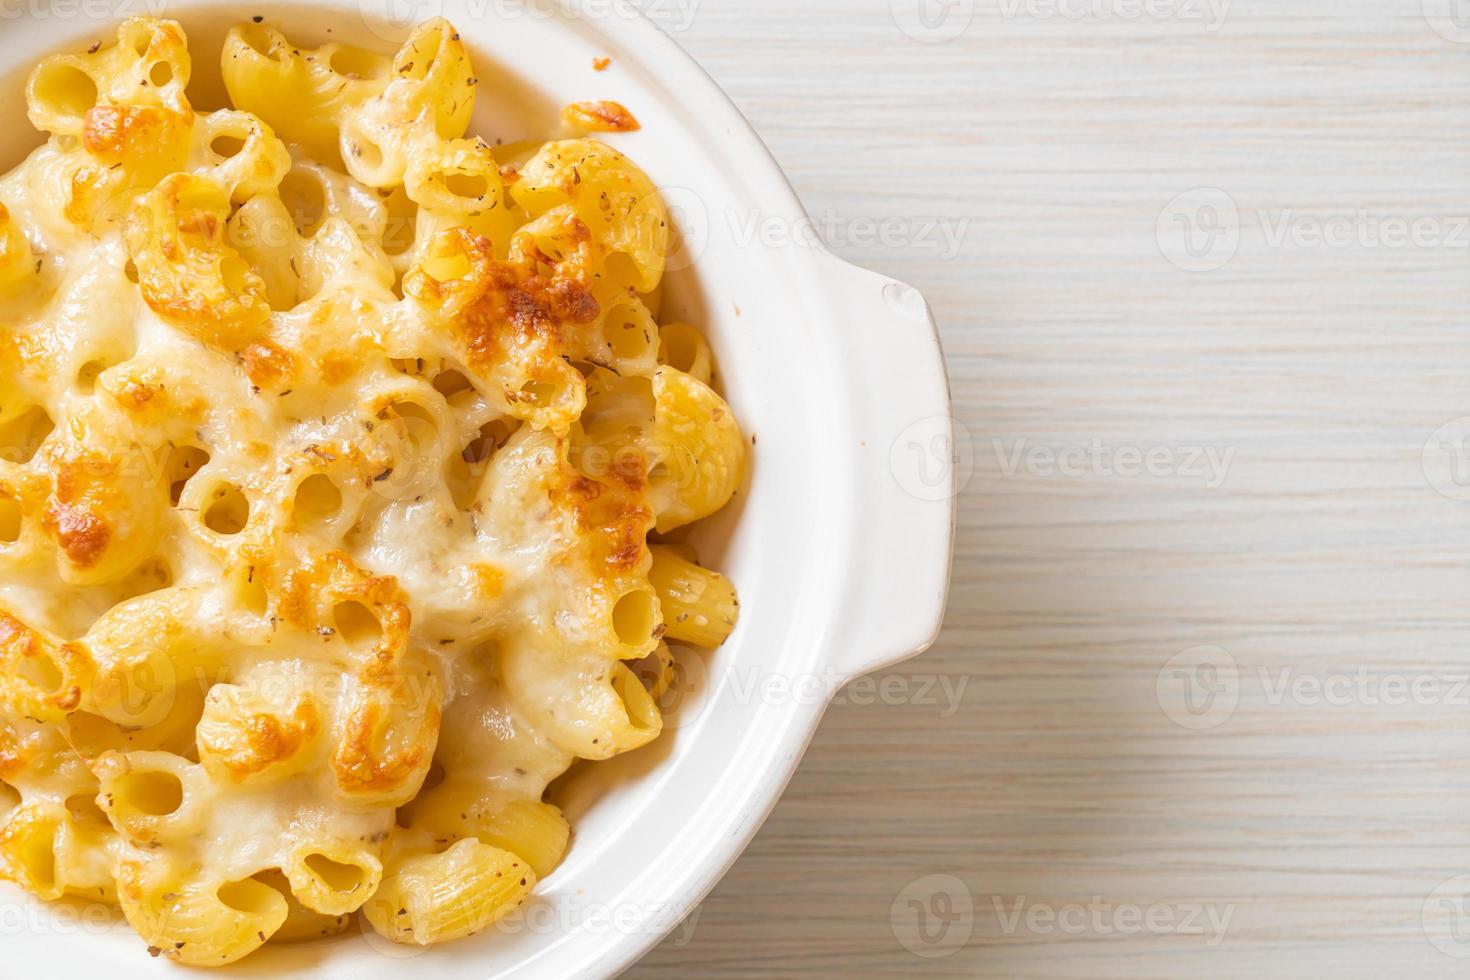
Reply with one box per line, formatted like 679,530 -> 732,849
627,0 -> 1470,976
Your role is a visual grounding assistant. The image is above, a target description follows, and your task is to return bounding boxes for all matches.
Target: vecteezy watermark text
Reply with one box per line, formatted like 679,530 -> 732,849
0,0 -> 168,19
364,0 -> 702,39
991,895 -> 1234,945
727,666 -> 969,718
890,0 -> 1230,43
726,209 -> 970,261
997,0 -> 1229,29
1158,645 -> 1470,732
993,438 -> 1235,488
1159,187 -> 1470,272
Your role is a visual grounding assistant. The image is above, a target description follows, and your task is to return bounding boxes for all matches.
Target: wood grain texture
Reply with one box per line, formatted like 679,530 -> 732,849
625,0 -> 1470,976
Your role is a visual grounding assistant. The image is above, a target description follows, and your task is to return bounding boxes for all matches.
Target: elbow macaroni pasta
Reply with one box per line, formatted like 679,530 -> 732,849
0,16 -> 745,965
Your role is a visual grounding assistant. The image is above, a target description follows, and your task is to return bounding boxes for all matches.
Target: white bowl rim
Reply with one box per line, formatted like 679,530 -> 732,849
0,2 -> 957,976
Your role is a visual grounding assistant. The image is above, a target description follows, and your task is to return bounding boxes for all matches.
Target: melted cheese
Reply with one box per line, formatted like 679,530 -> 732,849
0,13 -> 745,966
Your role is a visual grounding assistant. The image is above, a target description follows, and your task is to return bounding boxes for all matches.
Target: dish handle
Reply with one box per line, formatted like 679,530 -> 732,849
817,254 -> 957,685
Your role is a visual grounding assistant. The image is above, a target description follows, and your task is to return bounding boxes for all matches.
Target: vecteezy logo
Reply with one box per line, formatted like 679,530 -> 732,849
889,0 -> 975,43
890,416 -> 974,502
1156,187 -> 1240,272
356,902 -> 432,960
360,0 -> 446,42
1156,645 -> 1239,730
890,874 -> 974,958
1423,875 -> 1470,957
641,642 -> 709,732
656,185 -> 711,274
1423,0 -> 1470,44
1422,417 -> 1470,502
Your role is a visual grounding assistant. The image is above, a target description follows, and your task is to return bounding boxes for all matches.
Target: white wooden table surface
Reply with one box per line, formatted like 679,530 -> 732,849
626,0 -> 1470,976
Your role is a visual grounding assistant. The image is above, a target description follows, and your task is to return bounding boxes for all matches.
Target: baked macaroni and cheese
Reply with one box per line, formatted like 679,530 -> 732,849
0,15 -> 743,964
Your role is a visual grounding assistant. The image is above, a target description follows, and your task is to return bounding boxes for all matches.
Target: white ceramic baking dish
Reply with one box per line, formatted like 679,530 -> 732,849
0,1 -> 955,975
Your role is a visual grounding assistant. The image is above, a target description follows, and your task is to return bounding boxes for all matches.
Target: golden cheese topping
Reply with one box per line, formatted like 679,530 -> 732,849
0,16 -> 744,965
